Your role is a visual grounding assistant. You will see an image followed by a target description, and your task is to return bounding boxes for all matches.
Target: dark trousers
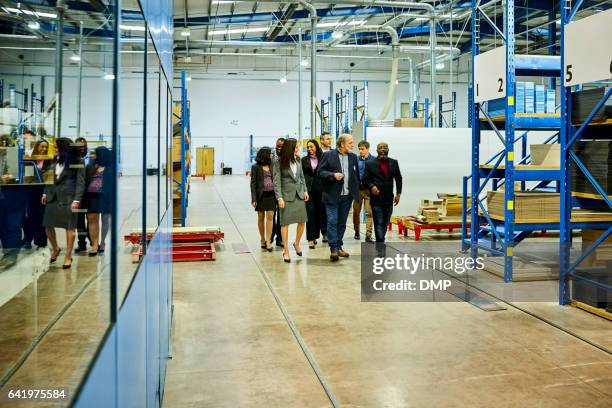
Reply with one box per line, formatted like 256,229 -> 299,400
270,206 -> 282,245
0,189 -> 27,261
76,212 -> 88,248
372,199 -> 394,243
305,190 -> 326,241
325,194 -> 353,253
23,186 -> 47,248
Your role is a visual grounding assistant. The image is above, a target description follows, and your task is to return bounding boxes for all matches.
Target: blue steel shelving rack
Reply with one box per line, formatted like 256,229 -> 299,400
172,70 -> 190,227
320,96 -> 332,135
352,81 -> 369,141
558,1 -> 612,306
465,0 -> 563,282
335,88 -> 350,138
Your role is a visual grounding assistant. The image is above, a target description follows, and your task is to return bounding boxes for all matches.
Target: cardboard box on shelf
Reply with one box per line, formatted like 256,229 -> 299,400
487,191 -> 560,221
530,144 -> 560,167
582,229 -> 612,267
394,118 -> 425,128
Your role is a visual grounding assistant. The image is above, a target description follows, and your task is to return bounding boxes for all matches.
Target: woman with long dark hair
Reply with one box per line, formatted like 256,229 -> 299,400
41,137 -> 85,268
83,146 -> 112,256
301,139 -> 327,249
250,146 -> 275,251
273,138 -> 309,262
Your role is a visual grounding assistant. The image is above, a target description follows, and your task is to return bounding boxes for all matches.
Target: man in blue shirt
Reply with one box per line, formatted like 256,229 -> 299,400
353,140 -> 375,242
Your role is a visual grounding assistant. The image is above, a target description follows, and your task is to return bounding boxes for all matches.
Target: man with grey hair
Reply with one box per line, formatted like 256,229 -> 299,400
317,134 -> 360,262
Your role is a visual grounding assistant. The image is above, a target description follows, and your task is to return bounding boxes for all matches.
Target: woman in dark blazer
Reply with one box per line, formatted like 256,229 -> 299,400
42,137 -> 86,268
273,138 -> 309,263
250,147 -> 275,251
83,146 -> 113,256
301,139 -> 327,249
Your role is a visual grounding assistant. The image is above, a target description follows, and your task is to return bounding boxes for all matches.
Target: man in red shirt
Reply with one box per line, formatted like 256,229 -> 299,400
362,142 -> 402,244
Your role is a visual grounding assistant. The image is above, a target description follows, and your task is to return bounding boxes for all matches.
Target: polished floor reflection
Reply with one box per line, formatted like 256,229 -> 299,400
164,176 -> 612,408
0,176 -> 159,407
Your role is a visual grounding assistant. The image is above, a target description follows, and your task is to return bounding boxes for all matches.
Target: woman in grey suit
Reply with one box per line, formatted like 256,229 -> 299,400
273,138 -> 309,263
42,137 -> 86,269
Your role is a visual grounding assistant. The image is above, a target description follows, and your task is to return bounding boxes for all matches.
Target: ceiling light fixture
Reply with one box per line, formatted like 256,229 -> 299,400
280,76 -> 287,83
300,58 -> 308,66
435,62 -> 445,70
331,31 -> 344,39
27,21 -> 40,30
317,20 -> 367,28
120,24 -> 146,31
70,54 -> 81,61
103,73 -> 115,80
181,28 -> 191,37
209,27 -> 269,35
186,75 -> 192,81
184,56 -> 192,63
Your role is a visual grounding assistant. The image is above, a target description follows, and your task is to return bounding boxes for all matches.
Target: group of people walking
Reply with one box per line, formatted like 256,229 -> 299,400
250,132 -> 402,263
0,136 -> 113,269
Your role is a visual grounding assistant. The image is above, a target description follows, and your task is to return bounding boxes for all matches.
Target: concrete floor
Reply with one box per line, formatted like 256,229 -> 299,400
164,176 -> 612,408
0,175 -> 609,407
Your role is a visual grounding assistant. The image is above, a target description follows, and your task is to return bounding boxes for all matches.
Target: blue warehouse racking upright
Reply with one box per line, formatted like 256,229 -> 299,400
465,0 -> 564,282
558,3 -> 612,311
172,70 -> 191,227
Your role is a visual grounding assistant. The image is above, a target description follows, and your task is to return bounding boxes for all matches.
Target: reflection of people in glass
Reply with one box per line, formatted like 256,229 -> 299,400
22,140 -> 53,250
74,137 -> 90,252
0,135 -> 11,179
41,138 -> 86,268
83,146 -> 112,256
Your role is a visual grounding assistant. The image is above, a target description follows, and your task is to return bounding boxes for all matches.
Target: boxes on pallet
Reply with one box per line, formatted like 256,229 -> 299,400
516,82 -> 526,114
530,144 -> 560,167
394,118 -> 425,127
535,84 -> 546,113
436,193 -> 471,216
546,89 -> 556,113
524,82 -> 535,114
572,141 -> 612,196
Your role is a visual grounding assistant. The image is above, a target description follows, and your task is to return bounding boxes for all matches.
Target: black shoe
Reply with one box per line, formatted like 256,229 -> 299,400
322,235 -> 328,243
276,241 -> 284,248
293,243 -> 302,257
75,246 -> 87,254
354,233 -> 360,240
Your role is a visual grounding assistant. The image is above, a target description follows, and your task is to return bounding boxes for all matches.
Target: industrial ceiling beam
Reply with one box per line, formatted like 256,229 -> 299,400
267,2 -> 298,41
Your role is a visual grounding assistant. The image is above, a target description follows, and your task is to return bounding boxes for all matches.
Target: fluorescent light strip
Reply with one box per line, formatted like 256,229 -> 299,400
211,1 -> 241,4
209,27 -> 269,35
120,24 -> 146,31
317,20 -> 366,28
2,7 -> 56,18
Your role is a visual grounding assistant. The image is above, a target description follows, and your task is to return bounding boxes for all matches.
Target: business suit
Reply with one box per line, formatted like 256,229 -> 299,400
301,155 -> 326,241
363,157 -> 402,242
317,149 -> 360,252
273,159 -> 308,225
42,160 -> 86,230
250,164 -> 276,212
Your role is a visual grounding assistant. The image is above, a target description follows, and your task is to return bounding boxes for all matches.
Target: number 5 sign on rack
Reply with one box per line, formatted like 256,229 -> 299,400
564,8 -> 612,87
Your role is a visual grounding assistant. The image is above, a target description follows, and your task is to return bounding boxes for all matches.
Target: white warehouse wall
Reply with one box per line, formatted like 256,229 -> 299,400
186,71 -> 470,175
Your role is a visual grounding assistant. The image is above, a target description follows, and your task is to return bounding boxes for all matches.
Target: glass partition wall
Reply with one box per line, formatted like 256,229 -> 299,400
0,0 -> 171,403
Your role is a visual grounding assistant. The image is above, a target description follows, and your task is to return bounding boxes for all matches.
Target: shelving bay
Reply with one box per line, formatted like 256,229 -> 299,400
465,0 -> 566,283
464,0 -> 612,314
558,3 -> 612,314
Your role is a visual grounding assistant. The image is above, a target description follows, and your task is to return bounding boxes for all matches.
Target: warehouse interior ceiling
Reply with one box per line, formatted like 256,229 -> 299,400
0,0 -> 611,75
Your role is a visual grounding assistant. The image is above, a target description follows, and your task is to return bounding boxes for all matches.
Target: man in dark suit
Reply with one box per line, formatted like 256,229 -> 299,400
363,142 -> 402,244
317,134 -> 360,262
